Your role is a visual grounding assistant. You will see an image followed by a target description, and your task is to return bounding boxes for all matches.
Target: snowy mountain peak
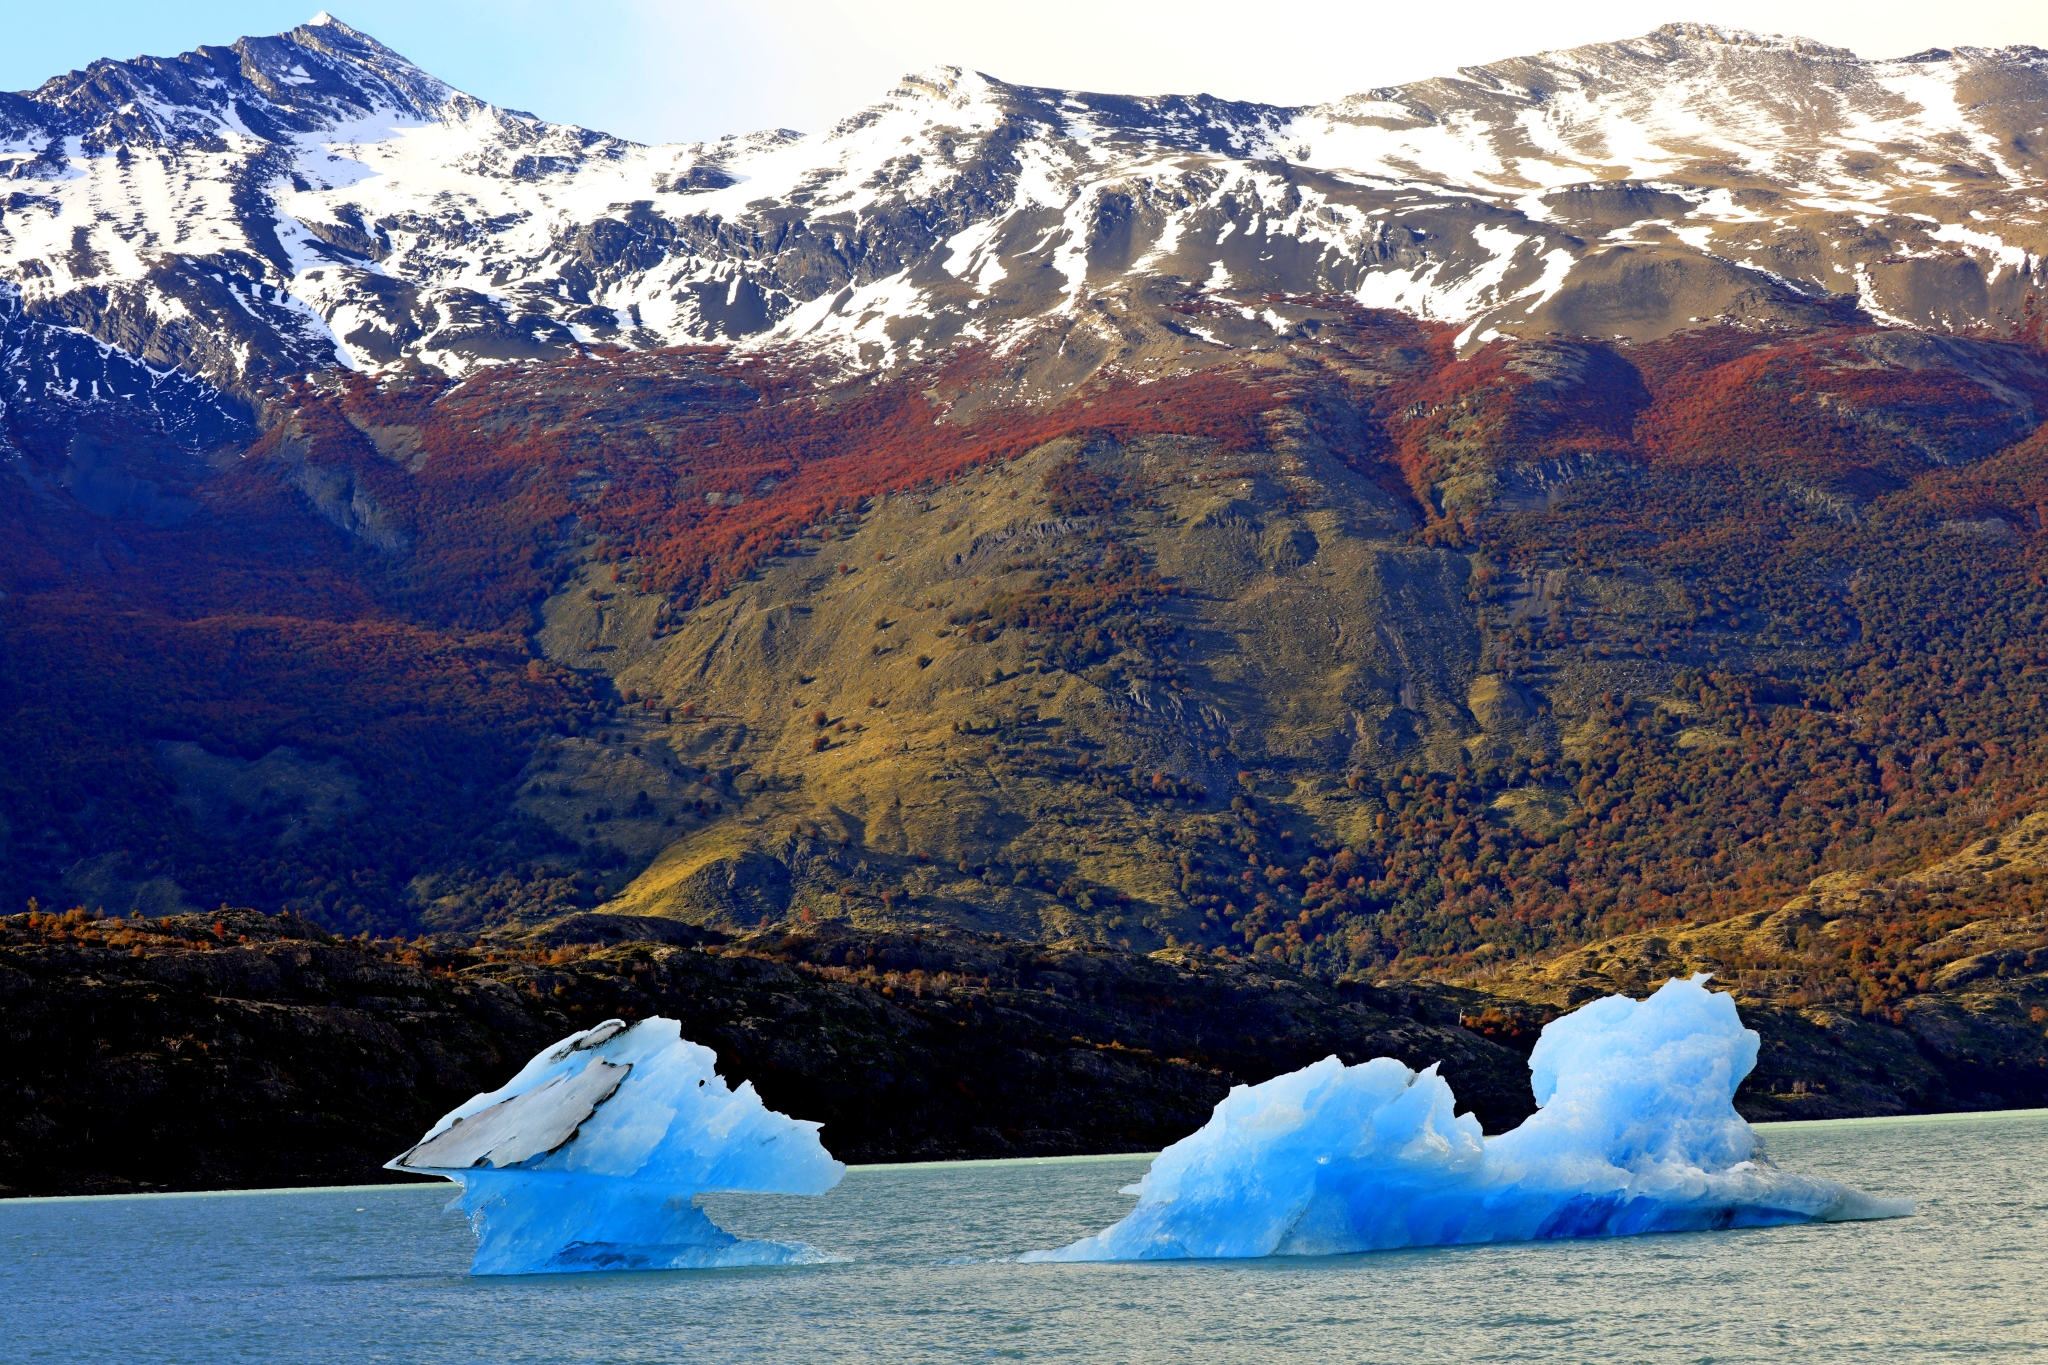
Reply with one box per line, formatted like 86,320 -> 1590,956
889,64 -> 995,106
13,13 -> 456,156
1649,21 -> 1856,59
2,18 -> 2045,452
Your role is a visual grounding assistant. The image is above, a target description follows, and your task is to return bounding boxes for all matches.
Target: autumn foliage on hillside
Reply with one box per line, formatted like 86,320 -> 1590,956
0,339 -> 1298,927
1144,325 -> 2048,993
6,307 -> 2048,975
1377,334 -> 1647,517
298,344 -> 1294,622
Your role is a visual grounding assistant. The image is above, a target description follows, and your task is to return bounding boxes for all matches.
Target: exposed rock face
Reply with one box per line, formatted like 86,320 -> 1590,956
575,428 -> 1480,944
1469,674 -> 1536,732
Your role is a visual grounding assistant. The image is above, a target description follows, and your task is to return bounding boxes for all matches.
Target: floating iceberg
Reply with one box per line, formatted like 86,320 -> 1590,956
1026,975 -> 1909,1261
389,1017 -> 844,1274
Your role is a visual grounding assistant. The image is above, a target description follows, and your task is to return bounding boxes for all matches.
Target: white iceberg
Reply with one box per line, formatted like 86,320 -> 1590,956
389,1017 -> 844,1274
1025,975 -> 1909,1261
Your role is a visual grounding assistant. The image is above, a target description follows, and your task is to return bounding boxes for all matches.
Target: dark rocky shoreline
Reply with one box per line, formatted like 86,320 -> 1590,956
0,908 -> 1532,1197
4,907 -> 2041,1199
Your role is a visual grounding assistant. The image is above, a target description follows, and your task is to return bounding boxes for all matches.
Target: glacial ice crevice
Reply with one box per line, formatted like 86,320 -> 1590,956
388,1017 -> 844,1274
1025,975 -> 1910,1262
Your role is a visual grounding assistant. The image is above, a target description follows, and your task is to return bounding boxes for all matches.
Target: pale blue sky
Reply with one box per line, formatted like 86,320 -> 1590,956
9,1 -> 2046,146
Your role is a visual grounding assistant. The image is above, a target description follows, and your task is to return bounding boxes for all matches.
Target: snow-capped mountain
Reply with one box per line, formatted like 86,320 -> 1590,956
4,15 -> 2047,439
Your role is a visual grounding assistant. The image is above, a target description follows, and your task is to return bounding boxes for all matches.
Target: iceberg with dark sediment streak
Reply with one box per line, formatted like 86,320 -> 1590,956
388,1017 -> 843,1275
1025,975 -> 1909,1261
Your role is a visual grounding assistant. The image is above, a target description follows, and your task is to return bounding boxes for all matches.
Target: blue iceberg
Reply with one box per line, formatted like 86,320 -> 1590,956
389,1017 -> 844,1274
1025,975 -> 1909,1261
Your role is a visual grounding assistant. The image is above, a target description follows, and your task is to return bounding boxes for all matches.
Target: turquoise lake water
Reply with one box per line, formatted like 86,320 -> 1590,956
5,1109 -> 2043,1363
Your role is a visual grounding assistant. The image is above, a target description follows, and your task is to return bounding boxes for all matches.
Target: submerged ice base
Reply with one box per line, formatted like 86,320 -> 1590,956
389,1017 -> 844,1275
1027,975 -> 1909,1262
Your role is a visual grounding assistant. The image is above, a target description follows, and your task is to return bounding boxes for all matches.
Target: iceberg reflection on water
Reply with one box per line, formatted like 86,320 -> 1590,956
388,1017 -> 844,1275
1025,975 -> 1911,1262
